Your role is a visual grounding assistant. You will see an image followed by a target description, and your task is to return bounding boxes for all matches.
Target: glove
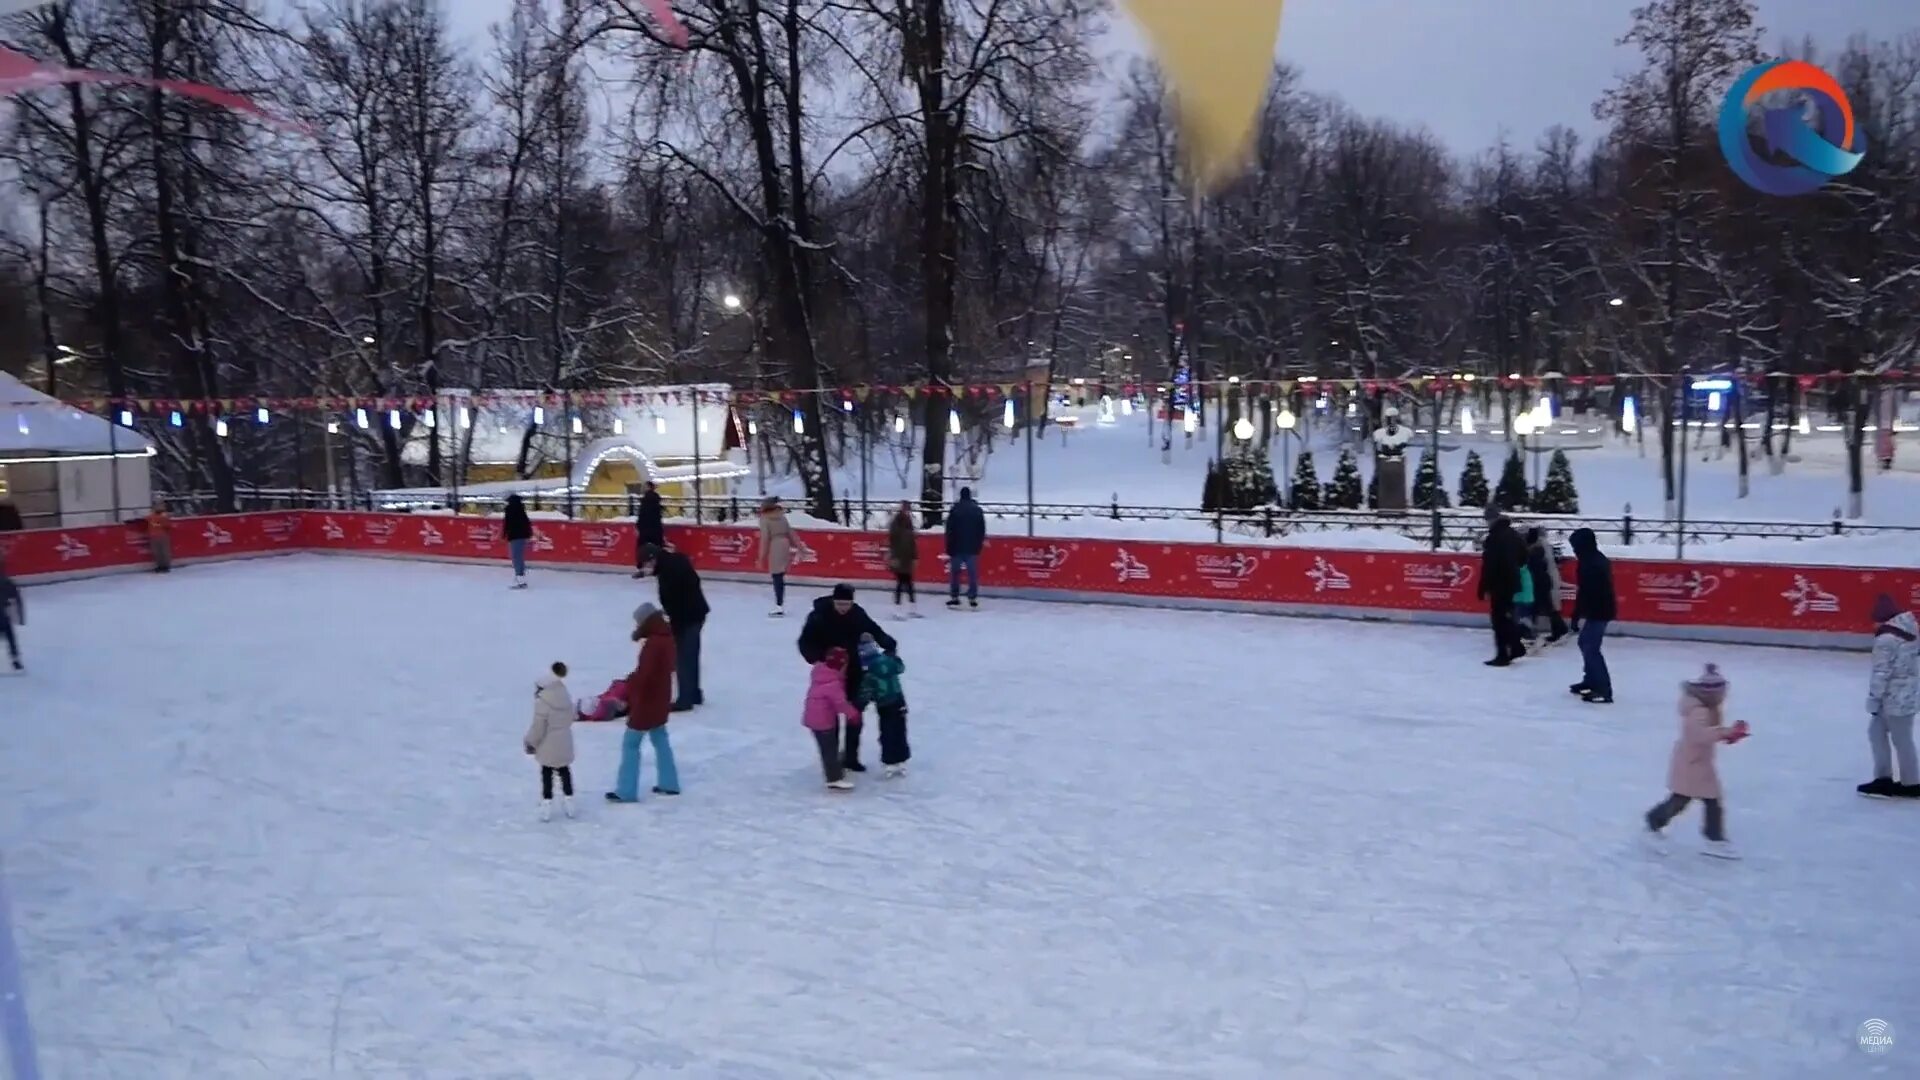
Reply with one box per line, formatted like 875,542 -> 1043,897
524,744 -> 536,755
1724,720 -> 1750,744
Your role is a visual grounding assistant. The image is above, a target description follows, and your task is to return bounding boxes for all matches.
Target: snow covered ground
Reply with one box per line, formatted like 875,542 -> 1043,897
2,557 -> 1915,1078
747,408 -> 1920,564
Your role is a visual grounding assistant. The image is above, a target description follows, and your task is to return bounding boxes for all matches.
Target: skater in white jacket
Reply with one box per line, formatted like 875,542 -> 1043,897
1860,594 -> 1920,798
525,662 -> 578,819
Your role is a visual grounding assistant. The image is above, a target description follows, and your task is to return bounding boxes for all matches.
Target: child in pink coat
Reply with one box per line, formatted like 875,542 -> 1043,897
1645,664 -> 1749,859
804,646 -> 863,791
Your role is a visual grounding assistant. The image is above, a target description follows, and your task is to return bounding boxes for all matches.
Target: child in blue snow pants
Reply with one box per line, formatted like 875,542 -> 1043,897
615,726 -> 680,800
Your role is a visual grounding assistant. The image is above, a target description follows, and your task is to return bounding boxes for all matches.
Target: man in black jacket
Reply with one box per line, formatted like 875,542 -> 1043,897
798,584 -> 898,771
633,483 -> 666,576
1478,506 -> 1529,667
1568,527 -> 1617,703
640,543 -> 710,710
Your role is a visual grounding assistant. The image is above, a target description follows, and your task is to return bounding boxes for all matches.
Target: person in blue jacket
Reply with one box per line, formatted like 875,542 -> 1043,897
944,486 -> 987,609
1568,527 -> 1617,704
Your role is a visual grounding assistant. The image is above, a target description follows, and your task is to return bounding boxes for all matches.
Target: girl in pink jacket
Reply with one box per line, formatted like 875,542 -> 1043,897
1644,664 -> 1749,859
804,647 -> 863,791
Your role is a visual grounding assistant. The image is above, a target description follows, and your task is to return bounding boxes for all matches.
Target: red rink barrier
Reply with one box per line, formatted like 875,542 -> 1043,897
5,511 -> 1915,647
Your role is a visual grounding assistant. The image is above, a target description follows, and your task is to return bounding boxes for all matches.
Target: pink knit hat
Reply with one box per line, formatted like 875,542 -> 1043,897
1683,663 -> 1729,706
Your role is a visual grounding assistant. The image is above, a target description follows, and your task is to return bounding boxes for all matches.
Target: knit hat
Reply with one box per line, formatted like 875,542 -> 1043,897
1683,663 -> 1729,706
857,632 -> 881,660
823,646 -> 849,670
633,602 -> 662,628
832,583 -> 855,601
1482,504 -> 1504,523
1871,593 -> 1900,624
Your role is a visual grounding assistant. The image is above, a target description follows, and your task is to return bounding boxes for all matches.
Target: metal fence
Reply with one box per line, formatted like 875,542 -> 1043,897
144,486 -> 1920,556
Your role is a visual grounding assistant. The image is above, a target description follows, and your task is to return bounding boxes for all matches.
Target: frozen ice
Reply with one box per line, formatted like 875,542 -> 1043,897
1,557 -> 1914,1078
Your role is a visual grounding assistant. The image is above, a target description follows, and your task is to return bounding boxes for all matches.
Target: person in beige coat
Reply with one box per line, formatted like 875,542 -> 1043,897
1644,664 -> 1748,859
758,496 -> 795,617
525,661 -> 578,820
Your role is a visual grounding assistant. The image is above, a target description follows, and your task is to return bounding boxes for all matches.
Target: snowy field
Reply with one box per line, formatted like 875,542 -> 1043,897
2,556 -> 1916,1078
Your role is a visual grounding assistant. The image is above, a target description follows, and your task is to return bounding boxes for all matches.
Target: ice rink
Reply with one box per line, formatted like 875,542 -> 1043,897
1,556 -> 1913,1078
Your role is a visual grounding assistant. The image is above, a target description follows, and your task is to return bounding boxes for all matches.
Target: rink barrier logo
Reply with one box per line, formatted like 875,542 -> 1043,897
1858,1018 -> 1893,1055
1402,560 -> 1474,598
464,524 -> 497,547
1781,574 -> 1841,617
577,528 -> 621,558
418,522 -> 445,548
259,516 -> 301,543
1718,59 -> 1866,196
705,531 -> 755,564
320,517 -> 347,542
201,522 -> 234,547
361,518 -> 398,545
1193,551 -> 1254,589
1111,549 -> 1153,582
1636,569 -> 1719,611
1306,556 -> 1350,593
54,534 -> 91,562
1010,544 -> 1071,579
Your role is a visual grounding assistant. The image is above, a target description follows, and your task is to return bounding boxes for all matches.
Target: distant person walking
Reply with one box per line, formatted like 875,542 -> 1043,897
502,494 -> 533,589
944,487 -> 986,610
758,495 -> 795,617
1568,528 -> 1616,704
633,483 -> 665,577
0,556 -> 22,671
1524,526 -> 1569,644
1478,505 -> 1526,666
888,501 -> 920,614
639,542 -> 710,711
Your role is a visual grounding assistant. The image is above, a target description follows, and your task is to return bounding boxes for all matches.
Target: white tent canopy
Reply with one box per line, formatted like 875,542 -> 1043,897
1,372 -> 154,457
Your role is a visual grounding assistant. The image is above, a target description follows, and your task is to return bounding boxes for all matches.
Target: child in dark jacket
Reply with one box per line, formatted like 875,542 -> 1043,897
1568,527 -> 1617,703
858,632 -> 910,777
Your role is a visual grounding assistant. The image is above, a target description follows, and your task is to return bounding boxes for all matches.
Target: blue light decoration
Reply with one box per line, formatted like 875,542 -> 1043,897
169,410 -> 182,428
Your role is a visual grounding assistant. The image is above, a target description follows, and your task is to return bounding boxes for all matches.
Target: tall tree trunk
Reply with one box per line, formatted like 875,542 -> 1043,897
909,0 -> 957,527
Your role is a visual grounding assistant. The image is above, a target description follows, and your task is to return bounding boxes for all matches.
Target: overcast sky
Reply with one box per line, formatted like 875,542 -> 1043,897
440,0 -> 1919,155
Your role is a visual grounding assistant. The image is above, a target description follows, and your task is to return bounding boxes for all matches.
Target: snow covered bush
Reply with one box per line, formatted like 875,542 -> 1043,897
1458,451 -> 1489,508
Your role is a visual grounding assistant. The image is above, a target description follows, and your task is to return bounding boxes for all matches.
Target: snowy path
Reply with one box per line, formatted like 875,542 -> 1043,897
0,557 -> 1913,1078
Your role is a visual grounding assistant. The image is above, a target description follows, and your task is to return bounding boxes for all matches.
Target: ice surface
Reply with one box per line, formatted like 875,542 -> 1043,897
2,557 -> 1915,1078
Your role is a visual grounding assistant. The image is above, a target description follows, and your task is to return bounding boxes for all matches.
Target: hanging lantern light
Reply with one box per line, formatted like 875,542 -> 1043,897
326,421 -> 340,435
842,399 -> 854,413
388,409 -> 402,430
458,406 -> 472,429
215,417 -> 229,438
1233,416 -> 1255,441
894,414 -> 907,434
355,408 -> 369,429
257,406 -> 270,425
1459,405 -> 1476,435
1004,399 -> 1016,428
793,410 -> 805,434
1622,396 -> 1639,434
569,415 -> 583,435
1183,408 -> 1197,434
532,405 -> 545,426
949,409 -> 961,435
421,409 -> 434,429
1277,404 -> 1297,431
170,410 -> 183,428
613,417 -> 625,435
118,409 -> 133,427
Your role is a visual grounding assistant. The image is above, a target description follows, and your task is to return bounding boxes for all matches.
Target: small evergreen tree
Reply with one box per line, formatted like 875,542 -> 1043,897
1458,451 -> 1489,507
1412,450 -> 1451,510
1289,450 -> 1321,510
1325,447 -> 1364,509
1206,447 -> 1279,511
1495,447 -> 1531,511
1535,448 -> 1580,513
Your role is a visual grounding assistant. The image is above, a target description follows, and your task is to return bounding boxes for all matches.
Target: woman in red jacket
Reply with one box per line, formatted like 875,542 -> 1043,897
607,603 -> 682,801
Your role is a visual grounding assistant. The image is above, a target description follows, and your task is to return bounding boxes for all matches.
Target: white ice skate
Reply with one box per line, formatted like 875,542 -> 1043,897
827,779 -> 855,791
539,799 -> 553,822
511,579 -> 528,590
561,795 -> 576,819
769,607 -> 785,618
1641,828 -> 1669,855
1700,840 -> 1742,860
883,764 -> 906,779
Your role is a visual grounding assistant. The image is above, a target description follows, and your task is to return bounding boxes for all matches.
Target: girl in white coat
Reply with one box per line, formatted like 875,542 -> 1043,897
525,662 -> 578,820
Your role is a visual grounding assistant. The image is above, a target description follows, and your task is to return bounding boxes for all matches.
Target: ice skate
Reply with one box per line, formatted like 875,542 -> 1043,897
9,658 -> 19,672
1857,777 -> 1900,799
769,607 -> 785,618
883,764 -> 906,779
561,795 -> 577,818
842,760 -> 867,773
1641,828 -> 1669,854
1581,693 -> 1614,705
605,791 -> 636,803
539,799 -> 553,822
945,599 -> 962,610
827,778 -> 855,791
1569,682 -> 1590,696
1701,840 -> 1741,860
652,786 -> 680,796
968,598 -> 979,610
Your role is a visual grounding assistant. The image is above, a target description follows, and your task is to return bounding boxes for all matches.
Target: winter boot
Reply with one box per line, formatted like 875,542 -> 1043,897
1857,777 -> 1901,799
1484,655 -> 1512,668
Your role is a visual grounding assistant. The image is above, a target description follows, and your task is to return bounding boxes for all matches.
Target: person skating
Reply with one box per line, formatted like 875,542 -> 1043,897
1644,664 -> 1748,859
944,486 -> 986,609
632,483 -> 665,577
1524,526 -> 1569,644
1511,549 -> 1536,644
1859,593 -> 1920,798
525,661 -> 578,820
803,647 -> 863,791
797,584 -> 898,772
757,496 -> 795,617
146,499 -> 174,573
608,603 -> 682,802
1478,505 -> 1528,666
502,494 -> 534,589
888,501 -> 920,616
859,632 -> 911,777
0,556 -> 22,671
639,542 -> 710,712
1568,528 -> 1616,704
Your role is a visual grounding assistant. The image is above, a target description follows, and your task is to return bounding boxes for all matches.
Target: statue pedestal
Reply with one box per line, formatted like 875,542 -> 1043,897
1376,456 -> 1408,511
